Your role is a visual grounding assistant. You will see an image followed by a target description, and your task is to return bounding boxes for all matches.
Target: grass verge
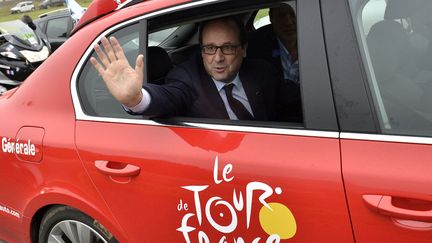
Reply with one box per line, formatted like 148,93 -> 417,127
0,0 -> 92,22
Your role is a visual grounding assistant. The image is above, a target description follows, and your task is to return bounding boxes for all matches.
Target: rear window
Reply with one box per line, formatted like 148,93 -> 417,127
349,0 -> 432,137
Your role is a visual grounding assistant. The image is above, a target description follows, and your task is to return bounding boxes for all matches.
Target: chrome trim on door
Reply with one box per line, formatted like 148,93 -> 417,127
341,132 -> 432,145
75,115 -> 339,138
182,122 -> 339,138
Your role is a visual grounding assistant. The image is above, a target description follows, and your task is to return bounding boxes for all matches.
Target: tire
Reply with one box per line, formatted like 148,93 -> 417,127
38,206 -> 119,243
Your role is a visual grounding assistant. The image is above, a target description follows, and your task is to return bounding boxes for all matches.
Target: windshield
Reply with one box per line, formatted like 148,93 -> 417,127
0,20 -> 42,50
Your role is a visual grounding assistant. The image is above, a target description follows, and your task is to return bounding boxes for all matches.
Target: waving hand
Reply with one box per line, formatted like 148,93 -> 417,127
90,36 -> 144,107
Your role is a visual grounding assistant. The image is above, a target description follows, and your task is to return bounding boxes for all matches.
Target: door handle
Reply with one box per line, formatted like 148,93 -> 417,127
94,160 -> 141,177
363,195 -> 432,222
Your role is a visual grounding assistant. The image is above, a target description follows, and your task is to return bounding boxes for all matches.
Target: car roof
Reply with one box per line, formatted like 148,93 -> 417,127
72,0 -> 193,35
38,8 -> 70,19
72,0 -> 195,35
71,0 -> 128,34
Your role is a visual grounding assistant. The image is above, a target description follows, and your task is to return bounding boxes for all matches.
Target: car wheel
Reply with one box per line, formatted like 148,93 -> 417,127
38,206 -> 118,243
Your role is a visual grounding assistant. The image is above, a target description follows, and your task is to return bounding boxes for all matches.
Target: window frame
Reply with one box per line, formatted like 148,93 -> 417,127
72,0 -> 339,133
77,20 -> 145,118
347,0 -> 391,131
321,0 -> 379,134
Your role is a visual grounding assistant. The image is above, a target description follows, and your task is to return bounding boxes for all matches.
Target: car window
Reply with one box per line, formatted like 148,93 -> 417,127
253,2 -> 296,30
77,2 -> 303,126
148,27 -> 178,46
253,9 -> 270,29
78,23 -> 141,118
349,0 -> 432,136
46,17 -> 69,38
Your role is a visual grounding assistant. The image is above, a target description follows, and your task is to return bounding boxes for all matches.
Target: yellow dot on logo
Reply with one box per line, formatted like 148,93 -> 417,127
259,202 -> 297,239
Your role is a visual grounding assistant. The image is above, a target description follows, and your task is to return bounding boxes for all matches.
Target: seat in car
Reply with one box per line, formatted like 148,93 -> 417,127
367,5 -> 424,130
384,0 -> 415,21
367,20 -> 413,82
147,46 -> 173,85
368,0 -> 418,82
168,44 -> 200,66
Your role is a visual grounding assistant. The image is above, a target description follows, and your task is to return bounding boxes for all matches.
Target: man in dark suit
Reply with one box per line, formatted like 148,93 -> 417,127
248,4 -> 298,84
91,17 -> 291,121
248,5 -> 302,122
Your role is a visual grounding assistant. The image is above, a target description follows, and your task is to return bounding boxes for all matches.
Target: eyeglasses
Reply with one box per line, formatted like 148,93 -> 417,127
201,44 -> 240,55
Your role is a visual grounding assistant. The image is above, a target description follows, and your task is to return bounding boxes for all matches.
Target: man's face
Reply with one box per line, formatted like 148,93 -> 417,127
270,5 -> 297,43
201,20 -> 246,83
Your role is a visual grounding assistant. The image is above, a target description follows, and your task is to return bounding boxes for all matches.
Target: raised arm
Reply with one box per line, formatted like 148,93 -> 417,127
90,36 -> 144,107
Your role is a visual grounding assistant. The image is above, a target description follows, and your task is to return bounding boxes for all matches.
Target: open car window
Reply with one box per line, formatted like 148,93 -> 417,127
77,1 -> 305,128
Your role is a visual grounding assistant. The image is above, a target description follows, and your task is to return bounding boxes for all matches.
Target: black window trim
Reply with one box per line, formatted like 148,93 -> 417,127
320,0 -> 380,134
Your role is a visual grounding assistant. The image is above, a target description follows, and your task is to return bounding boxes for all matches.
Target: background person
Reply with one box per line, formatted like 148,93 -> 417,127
248,4 -> 298,84
247,5 -> 302,122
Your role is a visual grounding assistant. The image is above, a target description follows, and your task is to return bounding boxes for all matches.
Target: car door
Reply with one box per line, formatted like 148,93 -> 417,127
45,16 -> 72,52
322,0 -> 432,242
73,0 -> 354,241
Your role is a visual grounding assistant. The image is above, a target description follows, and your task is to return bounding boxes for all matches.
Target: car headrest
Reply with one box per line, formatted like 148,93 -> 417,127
367,20 -> 411,82
147,46 -> 173,85
411,0 -> 432,32
384,0 -> 415,19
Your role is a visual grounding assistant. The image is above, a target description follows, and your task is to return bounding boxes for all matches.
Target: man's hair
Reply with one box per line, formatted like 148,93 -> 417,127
269,4 -> 295,20
198,16 -> 247,47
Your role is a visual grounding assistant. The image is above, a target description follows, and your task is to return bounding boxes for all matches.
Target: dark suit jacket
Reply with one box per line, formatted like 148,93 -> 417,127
142,53 -> 284,121
247,25 -> 302,122
248,25 -> 284,78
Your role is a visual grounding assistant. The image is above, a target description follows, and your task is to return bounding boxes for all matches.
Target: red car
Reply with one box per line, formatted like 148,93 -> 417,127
1,0 -> 432,242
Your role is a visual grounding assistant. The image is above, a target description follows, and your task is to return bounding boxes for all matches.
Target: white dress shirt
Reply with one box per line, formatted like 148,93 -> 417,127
212,74 -> 254,120
278,39 -> 299,84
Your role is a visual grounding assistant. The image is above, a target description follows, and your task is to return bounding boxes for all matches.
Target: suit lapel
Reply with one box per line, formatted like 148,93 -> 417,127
198,64 -> 230,119
264,27 -> 285,78
239,66 -> 267,120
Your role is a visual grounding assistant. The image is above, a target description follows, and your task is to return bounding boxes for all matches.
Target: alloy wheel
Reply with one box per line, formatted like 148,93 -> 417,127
48,220 -> 108,243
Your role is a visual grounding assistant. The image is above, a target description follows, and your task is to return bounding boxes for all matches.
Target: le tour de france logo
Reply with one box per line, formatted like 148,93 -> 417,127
176,156 -> 297,243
